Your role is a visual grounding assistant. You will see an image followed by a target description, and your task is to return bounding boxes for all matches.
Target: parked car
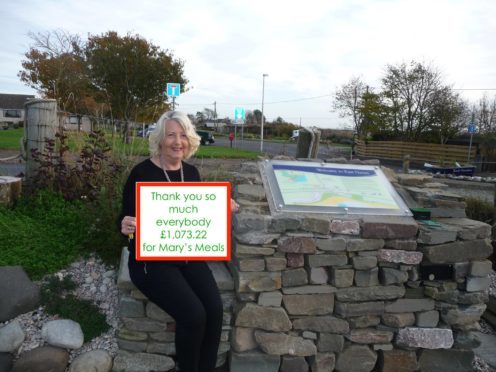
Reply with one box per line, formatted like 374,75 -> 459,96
196,130 -> 215,145
137,124 -> 156,137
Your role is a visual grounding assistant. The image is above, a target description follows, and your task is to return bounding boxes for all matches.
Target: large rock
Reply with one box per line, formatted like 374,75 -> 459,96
384,298 -> 434,313
235,303 -> 291,332
280,356 -> 309,372
345,329 -> 393,344
420,239 -> 493,263
379,349 -> 418,372
330,220 -> 360,235
112,350 -> 175,371
254,331 -> 317,356
309,352 -> 336,371
317,333 -> 344,352
418,349 -> 473,372
396,328 -> 453,349
361,217 -> 418,239
334,301 -> 384,317
335,344 -> 377,372
440,304 -> 486,327
278,237 -> 316,254
235,231 -> 280,245
292,316 -> 349,334
41,319 -> 84,349
231,327 -> 257,352
347,239 -> 384,252
69,349 -> 112,372
229,351 -> 280,372
235,271 -> 281,292
335,286 -> 405,302
378,249 -> 422,265
233,213 -> 269,233
0,266 -> 40,322
235,243 -> 275,256
0,320 -> 25,353
437,218 -> 492,240
283,294 -> 334,315
11,346 -> 69,372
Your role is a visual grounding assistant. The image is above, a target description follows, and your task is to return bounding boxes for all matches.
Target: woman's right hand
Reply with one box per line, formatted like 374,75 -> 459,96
121,216 -> 136,236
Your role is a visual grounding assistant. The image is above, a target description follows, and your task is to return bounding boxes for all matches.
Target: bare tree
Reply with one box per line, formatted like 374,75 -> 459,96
477,94 -> 496,133
333,77 -> 367,137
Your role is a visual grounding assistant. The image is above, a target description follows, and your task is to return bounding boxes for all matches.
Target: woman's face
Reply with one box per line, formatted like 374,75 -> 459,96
160,119 -> 190,162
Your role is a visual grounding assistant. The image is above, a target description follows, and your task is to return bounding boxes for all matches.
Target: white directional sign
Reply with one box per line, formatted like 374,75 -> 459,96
166,83 -> 181,97
234,107 -> 245,124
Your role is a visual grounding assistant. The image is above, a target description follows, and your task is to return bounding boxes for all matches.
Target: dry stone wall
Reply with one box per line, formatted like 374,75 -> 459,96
228,161 -> 492,372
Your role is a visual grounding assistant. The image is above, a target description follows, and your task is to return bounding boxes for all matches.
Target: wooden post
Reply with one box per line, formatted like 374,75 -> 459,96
24,99 -> 58,179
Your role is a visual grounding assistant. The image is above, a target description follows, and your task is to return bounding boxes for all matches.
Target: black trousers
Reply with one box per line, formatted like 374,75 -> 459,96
128,259 -> 223,372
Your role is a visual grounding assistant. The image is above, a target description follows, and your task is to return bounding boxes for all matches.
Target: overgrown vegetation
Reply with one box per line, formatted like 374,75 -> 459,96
465,197 -> 495,225
41,275 -> 110,342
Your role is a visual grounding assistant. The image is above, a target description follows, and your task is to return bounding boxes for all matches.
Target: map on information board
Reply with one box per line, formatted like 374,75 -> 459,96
261,161 -> 411,216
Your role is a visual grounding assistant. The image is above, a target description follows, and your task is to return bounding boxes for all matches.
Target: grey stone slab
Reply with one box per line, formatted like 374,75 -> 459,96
380,267 -> 408,285
474,332 -> 496,368
236,184 -> 266,201
119,297 -> 145,318
416,310 -> 439,327
301,217 -> 331,234
317,333 -> 344,352
330,220 -> 360,235
233,213 -> 269,233
335,344 -> 377,372
347,239 -> 384,252
420,239 -> 493,264
466,276 -> 490,292
307,254 -> 347,267
396,328 -> 453,349
235,231 -> 280,245
278,237 -> 316,254
112,350 -> 175,372
235,244 -> 275,256
351,256 -> 377,270
345,329 -> 394,344
235,303 -> 291,332
258,291 -> 283,307
254,331 -> 317,356
330,268 -> 354,288
361,216 -> 418,239
418,349 -> 473,372
470,260 -> 493,277
292,316 -> 349,334
117,247 -> 134,290
334,301 -> 384,317
229,351 -> 281,372
437,218 -> 492,240
282,268 -> 308,287
417,224 -> 457,245
336,285 -> 405,302
265,257 -> 287,271
315,237 -> 346,251
280,356 -> 309,372
235,271 -> 281,293
282,285 -> 335,295
385,298 -> 434,313
309,267 -> 328,284
283,294 -> 334,315
354,268 -> 379,287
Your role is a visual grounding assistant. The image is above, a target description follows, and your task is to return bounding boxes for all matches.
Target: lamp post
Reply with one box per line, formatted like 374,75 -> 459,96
260,73 -> 268,153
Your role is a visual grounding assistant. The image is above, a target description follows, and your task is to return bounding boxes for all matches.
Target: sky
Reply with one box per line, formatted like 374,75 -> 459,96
1,0 -> 495,129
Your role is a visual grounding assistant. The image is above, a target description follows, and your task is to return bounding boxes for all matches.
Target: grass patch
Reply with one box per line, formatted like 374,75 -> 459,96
0,128 -> 24,150
41,275 -> 110,342
465,197 -> 495,224
195,145 -> 258,159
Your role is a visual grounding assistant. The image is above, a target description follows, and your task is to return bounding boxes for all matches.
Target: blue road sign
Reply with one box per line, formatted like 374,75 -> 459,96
166,83 -> 181,97
468,124 -> 476,134
234,107 -> 245,123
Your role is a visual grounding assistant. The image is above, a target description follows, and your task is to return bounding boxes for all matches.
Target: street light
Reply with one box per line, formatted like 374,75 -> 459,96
260,73 -> 268,153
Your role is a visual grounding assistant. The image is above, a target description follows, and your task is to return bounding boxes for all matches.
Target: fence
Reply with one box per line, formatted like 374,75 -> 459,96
355,140 -> 477,165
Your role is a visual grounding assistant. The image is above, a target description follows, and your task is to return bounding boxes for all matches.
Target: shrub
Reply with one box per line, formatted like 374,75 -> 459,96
465,197 -> 495,225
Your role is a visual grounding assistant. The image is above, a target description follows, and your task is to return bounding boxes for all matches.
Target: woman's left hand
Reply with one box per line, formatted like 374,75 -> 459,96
231,198 -> 240,213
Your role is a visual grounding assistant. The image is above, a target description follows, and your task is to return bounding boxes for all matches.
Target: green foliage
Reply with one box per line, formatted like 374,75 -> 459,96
465,197 -> 495,225
195,146 -> 258,159
0,128 -> 24,150
41,275 -> 110,342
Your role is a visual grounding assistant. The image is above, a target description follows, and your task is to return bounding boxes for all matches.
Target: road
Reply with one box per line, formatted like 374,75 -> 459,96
213,137 -> 352,159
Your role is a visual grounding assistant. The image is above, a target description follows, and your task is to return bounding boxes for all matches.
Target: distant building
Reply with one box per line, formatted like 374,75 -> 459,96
0,93 -> 35,128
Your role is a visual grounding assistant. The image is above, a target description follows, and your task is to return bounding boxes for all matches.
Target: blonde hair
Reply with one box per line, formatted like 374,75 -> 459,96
149,111 -> 201,159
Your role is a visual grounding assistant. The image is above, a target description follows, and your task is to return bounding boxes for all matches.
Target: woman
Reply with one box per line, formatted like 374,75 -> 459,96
120,111 -> 239,372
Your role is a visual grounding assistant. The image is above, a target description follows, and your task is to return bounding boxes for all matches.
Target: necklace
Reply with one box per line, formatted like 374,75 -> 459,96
159,156 -> 184,182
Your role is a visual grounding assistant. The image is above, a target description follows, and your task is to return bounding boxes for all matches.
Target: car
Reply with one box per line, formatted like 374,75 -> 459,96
137,124 -> 156,137
196,130 -> 215,145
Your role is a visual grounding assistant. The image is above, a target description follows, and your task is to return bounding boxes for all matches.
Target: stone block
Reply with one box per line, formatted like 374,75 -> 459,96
336,286 -> 405,302
146,342 -> 176,355
122,317 -> 166,332
235,303 -> 291,332
348,315 -> 381,329
418,349 -> 473,372
231,327 -> 257,352
310,267 -> 328,284
282,285 -> 335,295
283,294 -> 334,315
470,260 -> 492,277
118,329 -> 148,342
378,249 -> 423,265
233,213 -> 269,233
236,184 -> 266,201
254,331 -> 317,356
466,276 -> 490,292
384,239 -> 417,251
117,338 -> 147,352
308,352 -> 335,372
119,297 -> 145,318
278,237 -> 316,254
282,268 -> 308,287
265,257 -> 287,271
301,217 -> 330,234
237,258 -> 265,272
330,220 -> 360,235
235,271 -> 281,292
420,239 -> 493,264
347,239 -> 384,252
397,173 -> 433,186
335,301 -> 384,317
146,302 -> 174,322
235,231 -> 280,245
317,333 -> 344,352
229,351 -> 281,372
417,224 -> 457,245
345,329 -> 393,344
315,237 -> 346,252
112,350 -> 175,372
269,216 -> 301,233
382,313 -> 415,328
258,291 -> 283,307
416,310 -> 439,327
440,304 -> 486,327
335,344 -> 377,372
361,217 -> 418,239
385,298 -> 434,313
437,217 -> 492,240
235,244 -> 275,256
379,349 -> 418,372
307,254 -> 348,267
396,328 -> 453,349
380,268 -> 408,285
280,356 -> 309,372
352,256 -> 378,270
355,268 -> 380,287
287,253 -> 305,267
149,332 -> 175,342
330,268 -> 354,288
292,316 -> 349,334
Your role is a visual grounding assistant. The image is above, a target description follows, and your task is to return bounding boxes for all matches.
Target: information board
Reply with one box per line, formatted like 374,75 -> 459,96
261,160 -> 411,216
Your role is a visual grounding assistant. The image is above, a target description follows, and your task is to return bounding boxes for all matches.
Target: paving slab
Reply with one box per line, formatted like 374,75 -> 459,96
474,332 -> 496,368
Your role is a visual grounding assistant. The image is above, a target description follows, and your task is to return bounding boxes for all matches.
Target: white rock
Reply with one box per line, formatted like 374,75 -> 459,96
69,349 -> 112,372
0,320 -> 25,352
41,319 -> 84,349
